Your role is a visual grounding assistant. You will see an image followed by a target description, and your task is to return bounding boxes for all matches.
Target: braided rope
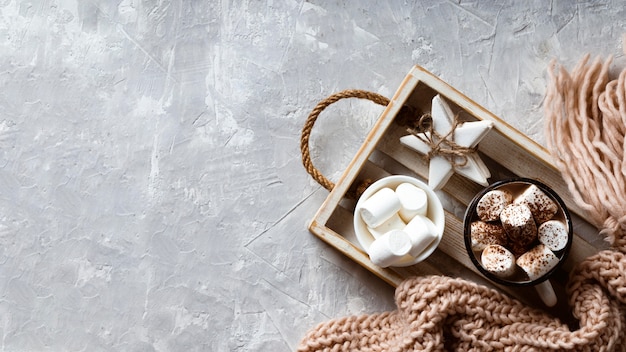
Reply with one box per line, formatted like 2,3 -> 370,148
300,89 -> 389,192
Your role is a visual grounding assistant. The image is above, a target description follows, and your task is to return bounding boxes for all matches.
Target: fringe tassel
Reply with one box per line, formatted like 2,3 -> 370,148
544,43 -> 626,252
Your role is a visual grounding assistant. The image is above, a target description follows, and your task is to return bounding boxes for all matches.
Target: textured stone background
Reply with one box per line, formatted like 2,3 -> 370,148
0,1 -> 624,351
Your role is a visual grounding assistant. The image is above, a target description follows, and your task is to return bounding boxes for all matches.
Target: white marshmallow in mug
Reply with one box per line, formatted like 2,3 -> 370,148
395,182 -> 428,222
481,244 -> 516,278
516,244 -> 560,280
403,215 -> 438,257
368,229 -> 412,267
514,185 -> 558,223
359,187 -> 402,228
538,220 -> 569,251
367,213 -> 406,239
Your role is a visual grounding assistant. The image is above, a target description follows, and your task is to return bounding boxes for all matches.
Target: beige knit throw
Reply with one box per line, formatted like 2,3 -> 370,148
298,55 -> 626,351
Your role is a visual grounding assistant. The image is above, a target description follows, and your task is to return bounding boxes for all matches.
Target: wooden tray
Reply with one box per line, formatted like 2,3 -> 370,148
308,66 -> 605,318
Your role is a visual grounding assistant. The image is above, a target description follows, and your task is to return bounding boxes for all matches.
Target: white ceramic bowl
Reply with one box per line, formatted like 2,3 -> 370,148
354,175 -> 445,267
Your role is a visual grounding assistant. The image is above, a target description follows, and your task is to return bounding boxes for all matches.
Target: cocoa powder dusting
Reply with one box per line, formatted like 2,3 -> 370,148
472,182 -> 567,282
476,190 -> 512,221
515,185 -> 558,223
500,204 -> 537,249
471,221 -> 507,250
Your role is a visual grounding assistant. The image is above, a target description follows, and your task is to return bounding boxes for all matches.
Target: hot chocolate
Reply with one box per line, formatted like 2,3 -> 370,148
467,180 -> 570,282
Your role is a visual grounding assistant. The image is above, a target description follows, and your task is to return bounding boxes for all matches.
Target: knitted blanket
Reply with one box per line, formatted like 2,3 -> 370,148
298,55 -> 626,351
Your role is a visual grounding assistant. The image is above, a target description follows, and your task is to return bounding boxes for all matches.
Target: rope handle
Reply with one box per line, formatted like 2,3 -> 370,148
300,89 -> 390,192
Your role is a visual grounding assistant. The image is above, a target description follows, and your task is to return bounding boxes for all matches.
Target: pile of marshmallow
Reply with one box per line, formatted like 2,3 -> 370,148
470,184 -> 569,281
357,183 -> 439,267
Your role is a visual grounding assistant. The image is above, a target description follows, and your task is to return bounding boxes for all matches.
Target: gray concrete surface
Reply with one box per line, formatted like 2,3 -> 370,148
0,1 -> 624,351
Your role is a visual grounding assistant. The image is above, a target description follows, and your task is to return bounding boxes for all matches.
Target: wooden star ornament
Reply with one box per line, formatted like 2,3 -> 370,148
400,94 -> 494,190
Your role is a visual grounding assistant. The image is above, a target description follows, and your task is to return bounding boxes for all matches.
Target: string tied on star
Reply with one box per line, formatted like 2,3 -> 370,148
407,113 -> 477,169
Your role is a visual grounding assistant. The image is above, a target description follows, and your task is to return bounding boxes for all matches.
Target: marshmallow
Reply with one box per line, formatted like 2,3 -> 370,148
476,189 -> 512,221
514,185 -> 558,223
516,244 -> 560,280
395,182 -> 428,222
367,213 -> 406,239
403,215 -> 438,257
538,220 -> 569,251
481,244 -> 516,278
500,203 -> 537,255
470,221 -> 507,251
359,187 -> 401,228
368,229 -> 412,267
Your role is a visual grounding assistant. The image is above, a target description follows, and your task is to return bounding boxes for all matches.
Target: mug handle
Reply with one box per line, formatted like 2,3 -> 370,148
535,280 -> 557,307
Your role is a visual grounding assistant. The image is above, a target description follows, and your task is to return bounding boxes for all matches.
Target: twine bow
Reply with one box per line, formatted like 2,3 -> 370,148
408,113 -> 476,168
